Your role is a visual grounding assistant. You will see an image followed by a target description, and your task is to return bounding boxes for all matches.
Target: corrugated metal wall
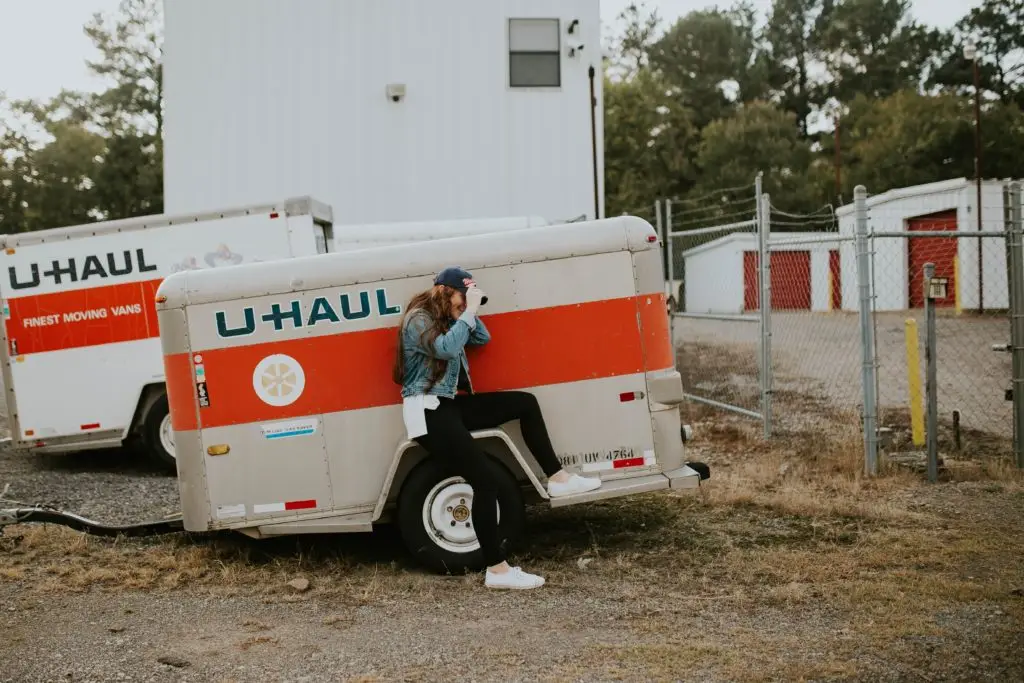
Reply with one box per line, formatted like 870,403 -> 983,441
837,180 -> 1009,311
163,0 -> 603,225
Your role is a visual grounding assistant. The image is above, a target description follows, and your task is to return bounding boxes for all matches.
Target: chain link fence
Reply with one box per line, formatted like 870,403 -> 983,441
765,204 -> 864,435
655,176 -> 1023,471
863,182 -> 1016,460
660,181 -> 763,428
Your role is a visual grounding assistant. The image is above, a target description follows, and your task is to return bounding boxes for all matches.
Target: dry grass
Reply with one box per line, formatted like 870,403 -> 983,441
2,410 -> 1023,681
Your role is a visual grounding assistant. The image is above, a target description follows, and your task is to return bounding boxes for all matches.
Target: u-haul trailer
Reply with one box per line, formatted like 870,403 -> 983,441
0,197 -> 334,468
155,215 -> 704,572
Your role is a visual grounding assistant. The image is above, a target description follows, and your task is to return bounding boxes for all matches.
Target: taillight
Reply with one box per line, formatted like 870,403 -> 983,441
619,391 -> 645,402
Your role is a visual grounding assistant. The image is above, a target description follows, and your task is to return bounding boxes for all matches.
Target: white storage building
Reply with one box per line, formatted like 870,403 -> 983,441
835,178 -> 1014,312
162,0 -> 604,225
681,233 -> 842,314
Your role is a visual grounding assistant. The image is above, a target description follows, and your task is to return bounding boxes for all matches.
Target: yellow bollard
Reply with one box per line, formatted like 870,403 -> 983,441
905,318 -> 925,446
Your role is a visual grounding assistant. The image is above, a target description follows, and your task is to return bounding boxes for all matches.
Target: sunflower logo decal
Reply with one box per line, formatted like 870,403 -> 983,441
252,354 -> 306,407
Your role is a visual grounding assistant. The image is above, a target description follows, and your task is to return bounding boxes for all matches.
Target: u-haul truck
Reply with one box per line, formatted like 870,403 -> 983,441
0,197 -> 334,468
155,215 -> 703,572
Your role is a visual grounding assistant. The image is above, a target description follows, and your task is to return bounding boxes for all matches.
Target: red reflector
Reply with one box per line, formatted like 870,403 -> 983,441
269,212 -> 280,219
81,423 -> 100,430
284,499 -> 317,511
619,391 -> 644,402
34,440 -> 45,447
646,234 -> 658,243
614,457 -> 646,469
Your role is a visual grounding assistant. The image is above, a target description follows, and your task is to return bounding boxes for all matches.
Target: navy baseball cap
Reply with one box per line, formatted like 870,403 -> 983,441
434,266 -> 487,304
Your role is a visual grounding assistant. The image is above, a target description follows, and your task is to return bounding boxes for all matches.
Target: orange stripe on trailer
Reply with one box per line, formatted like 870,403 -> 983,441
639,294 -> 674,369
166,294 -> 671,432
4,278 -> 163,355
165,351 -> 200,432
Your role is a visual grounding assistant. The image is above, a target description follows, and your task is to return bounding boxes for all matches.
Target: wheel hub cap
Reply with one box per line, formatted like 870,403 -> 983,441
421,477 -> 502,554
159,413 -> 176,459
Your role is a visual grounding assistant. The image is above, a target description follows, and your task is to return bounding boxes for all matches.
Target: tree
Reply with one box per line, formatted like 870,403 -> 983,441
83,0 -> 164,220
690,101 -> 820,214
837,89 -> 1024,194
605,2 -> 662,81
648,3 -> 768,129
0,0 -> 163,233
760,0 -> 824,136
0,94 -> 105,233
604,70 -> 699,216
929,0 -> 1024,107
815,0 -> 942,102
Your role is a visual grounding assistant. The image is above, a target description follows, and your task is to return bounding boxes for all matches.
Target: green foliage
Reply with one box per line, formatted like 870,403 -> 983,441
604,0 -> 1024,219
0,0 -> 162,234
692,101 -> 821,214
648,3 -> 765,129
604,70 -> 699,216
1,0 -> 1022,234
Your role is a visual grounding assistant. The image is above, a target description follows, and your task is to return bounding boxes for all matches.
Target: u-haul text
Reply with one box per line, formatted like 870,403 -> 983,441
20,303 -> 144,328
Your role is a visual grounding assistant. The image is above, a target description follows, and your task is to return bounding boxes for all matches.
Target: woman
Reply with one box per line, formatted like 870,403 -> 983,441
393,266 -> 602,589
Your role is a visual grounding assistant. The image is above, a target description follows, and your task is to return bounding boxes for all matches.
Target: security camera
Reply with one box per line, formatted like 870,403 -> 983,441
385,83 -> 406,103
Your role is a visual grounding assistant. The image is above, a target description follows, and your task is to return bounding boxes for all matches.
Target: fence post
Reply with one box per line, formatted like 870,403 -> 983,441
1008,181 -> 1024,469
923,262 -> 939,483
756,175 -> 772,439
655,199 -> 665,281
666,199 -> 675,341
855,185 -> 879,476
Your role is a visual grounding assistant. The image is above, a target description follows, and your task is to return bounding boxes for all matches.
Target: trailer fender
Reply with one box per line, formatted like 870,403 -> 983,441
372,428 -> 549,522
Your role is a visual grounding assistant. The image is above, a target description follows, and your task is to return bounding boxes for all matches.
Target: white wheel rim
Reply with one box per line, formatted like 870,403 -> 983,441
159,413 -> 176,459
421,476 -> 499,554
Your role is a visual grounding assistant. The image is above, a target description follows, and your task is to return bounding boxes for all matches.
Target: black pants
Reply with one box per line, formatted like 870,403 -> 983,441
414,391 -> 563,567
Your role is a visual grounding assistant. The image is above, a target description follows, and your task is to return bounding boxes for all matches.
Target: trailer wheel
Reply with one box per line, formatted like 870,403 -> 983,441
143,394 -> 176,471
396,455 -> 525,574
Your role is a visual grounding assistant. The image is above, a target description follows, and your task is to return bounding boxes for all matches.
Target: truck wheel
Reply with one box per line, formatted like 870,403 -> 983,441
143,394 -> 176,471
396,455 -> 526,574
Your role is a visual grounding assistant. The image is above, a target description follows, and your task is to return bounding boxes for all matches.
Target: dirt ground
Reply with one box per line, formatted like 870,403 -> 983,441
2,404 -> 1023,683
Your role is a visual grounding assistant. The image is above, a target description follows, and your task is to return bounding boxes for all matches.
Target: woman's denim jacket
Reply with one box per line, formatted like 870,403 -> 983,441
399,308 -> 491,399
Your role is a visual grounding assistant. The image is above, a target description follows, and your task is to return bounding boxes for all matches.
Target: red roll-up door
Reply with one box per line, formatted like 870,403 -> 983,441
743,251 -> 758,311
743,250 -> 812,311
908,210 -> 957,309
829,249 -> 841,310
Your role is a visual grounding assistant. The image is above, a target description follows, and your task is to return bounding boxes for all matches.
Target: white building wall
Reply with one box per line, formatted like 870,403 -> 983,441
683,240 -> 744,313
682,233 -> 837,315
837,179 -> 1012,312
163,0 -> 603,224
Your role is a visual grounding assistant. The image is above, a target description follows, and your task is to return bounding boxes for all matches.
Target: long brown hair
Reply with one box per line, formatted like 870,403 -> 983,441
392,285 -> 459,386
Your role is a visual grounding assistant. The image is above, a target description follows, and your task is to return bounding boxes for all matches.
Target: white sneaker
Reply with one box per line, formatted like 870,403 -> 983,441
485,566 -> 545,590
547,473 -> 602,498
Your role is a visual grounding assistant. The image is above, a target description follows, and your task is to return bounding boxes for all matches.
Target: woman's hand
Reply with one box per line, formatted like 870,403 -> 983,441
464,285 -> 486,315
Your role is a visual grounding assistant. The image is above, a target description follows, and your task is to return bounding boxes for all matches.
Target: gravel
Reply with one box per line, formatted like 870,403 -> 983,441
0,415 -> 179,524
675,310 -> 1013,437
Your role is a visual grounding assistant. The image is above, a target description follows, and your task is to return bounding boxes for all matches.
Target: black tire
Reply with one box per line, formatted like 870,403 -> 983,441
142,393 -> 176,472
396,454 -> 526,574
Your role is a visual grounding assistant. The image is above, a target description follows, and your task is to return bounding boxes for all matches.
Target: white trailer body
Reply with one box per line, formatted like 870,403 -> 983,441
0,198 -> 333,466
332,215 -> 551,252
162,0 -> 604,224
155,216 -> 702,572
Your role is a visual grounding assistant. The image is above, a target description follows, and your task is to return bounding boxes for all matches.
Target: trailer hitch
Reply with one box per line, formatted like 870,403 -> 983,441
0,507 -> 184,538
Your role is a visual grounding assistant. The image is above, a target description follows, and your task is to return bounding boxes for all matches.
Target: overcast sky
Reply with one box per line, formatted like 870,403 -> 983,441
0,0 -> 981,103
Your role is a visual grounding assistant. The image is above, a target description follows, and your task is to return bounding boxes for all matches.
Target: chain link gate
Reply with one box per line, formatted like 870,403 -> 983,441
658,175 -> 772,437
